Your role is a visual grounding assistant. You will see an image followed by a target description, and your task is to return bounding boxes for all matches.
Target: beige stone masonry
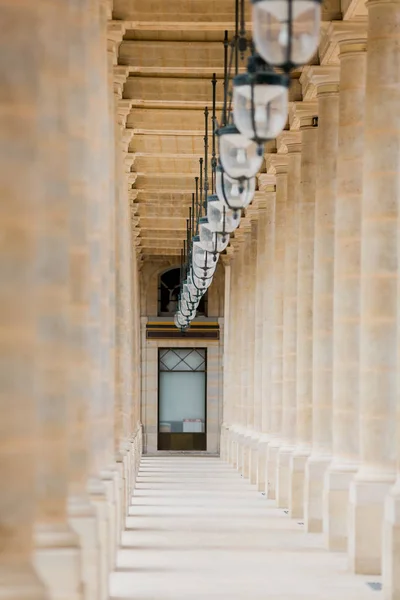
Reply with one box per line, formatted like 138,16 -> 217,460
303,67 -> 340,534
289,110 -> 318,520
349,0 -> 400,578
323,37 -> 367,553
265,156 -> 288,500
276,133 -> 302,510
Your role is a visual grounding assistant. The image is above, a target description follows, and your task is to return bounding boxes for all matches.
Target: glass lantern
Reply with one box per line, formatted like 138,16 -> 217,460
198,217 -> 230,254
207,194 -> 241,234
216,165 -> 256,211
187,273 -> 206,297
233,69 -> 289,143
190,266 -> 213,292
191,258 -> 217,283
192,236 -> 218,269
174,312 -> 190,329
217,124 -> 264,180
251,0 -> 322,71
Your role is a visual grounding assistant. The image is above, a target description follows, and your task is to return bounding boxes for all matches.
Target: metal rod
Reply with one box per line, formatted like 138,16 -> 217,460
240,0 -> 245,39
235,0 -> 239,75
191,193 -> 195,240
227,41 -> 235,121
199,158 -> 203,219
222,30 -> 229,127
204,106 -> 209,208
211,73 -> 217,194
195,176 -> 199,231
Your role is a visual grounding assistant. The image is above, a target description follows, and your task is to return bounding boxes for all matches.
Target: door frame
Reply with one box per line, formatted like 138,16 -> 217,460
157,347 -> 208,451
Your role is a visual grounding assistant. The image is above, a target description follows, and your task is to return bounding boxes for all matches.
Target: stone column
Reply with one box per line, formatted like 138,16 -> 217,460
323,37 -> 366,552
257,177 -> 276,492
252,194 -> 267,488
0,2 -> 48,598
229,247 -> 241,468
86,3 -> 118,597
221,253 -> 232,461
349,0 -> 399,575
303,69 -> 339,532
114,90 -> 134,526
67,2 -> 104,599
240,225 -> 252,478
265,160 -> 288,500
233,239 -> 246,471
33,2 -> 83,597
288,112 -> 318,519
247,219 -> 259,484
277,135 -> 302,509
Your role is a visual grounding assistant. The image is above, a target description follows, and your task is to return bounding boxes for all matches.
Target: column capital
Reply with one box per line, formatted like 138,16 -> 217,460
257,173 -> 276,192
252,190 -> 268,211
320,20 -> 367,65
266,153 -> 288,175
276,130 -> 302,154
300,66 -> 340,100
117,99 -> 133,130
289,101 -> 318,130
113,66 -> 130,100
128,172 -> 138,186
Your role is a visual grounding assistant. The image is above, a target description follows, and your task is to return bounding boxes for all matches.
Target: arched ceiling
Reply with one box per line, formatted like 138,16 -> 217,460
110,0 -> 367,262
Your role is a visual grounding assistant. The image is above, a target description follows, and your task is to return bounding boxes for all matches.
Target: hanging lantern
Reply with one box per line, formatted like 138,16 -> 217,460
174,313 -> 190,330
206,195 -> 241,234
251,0 -> 322,72
190,266 -> 214,292
192,236 -> 219,269
187,272 -> 207,297
198,217 -> 230,254
233,55 -> 289,143
179,296 -> 197,319
217,124 -> 264,180
215,165 -> 256,211
191,258 -> 216,287
182,282 -> 200,309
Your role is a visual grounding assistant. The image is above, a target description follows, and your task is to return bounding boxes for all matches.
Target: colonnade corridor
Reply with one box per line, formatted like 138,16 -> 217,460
110,457 -> 381,600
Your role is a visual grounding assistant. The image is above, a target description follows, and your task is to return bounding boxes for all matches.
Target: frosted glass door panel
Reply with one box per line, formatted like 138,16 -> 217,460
159,371 -> 206,433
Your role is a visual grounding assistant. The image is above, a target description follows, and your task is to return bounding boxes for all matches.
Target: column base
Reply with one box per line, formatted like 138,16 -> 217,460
322,462 -> 358,552
265,440 -> 281,500
304,454 -> 331,533
382,483 -> 400,599
241,437 -> 250,479
349,474 -> 395,575
230,436 -> 238,468
68,494 -> 100,600
256,437 -> 269,492
288,448 -> 310,519
88,477 -> 111,600
34,523 -> 82,600
249,433 -> 260,485
276,445 -> 294,508
0,564 -> 48,600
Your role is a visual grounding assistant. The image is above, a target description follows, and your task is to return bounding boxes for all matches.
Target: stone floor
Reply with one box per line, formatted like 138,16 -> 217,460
110,456 -> 382,600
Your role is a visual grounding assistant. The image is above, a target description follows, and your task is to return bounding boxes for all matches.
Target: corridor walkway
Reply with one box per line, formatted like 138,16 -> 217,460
111,457 -> 382,600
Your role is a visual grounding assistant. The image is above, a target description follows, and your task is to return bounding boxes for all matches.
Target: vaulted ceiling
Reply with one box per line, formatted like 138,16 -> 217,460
111,0 -> 367,261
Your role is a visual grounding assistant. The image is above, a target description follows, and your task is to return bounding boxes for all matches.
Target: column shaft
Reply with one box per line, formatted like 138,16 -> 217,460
266,167 -> 287,499
304,84 -> 339,533
350,0 -> 399,576
324,41 -> 366,552
33,2 -> 83,597
67,3 -> 104,599
259,186 -> 276,492
289,123 -> 317,519
277,147 -> 301,508
0,2 -> 48,597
